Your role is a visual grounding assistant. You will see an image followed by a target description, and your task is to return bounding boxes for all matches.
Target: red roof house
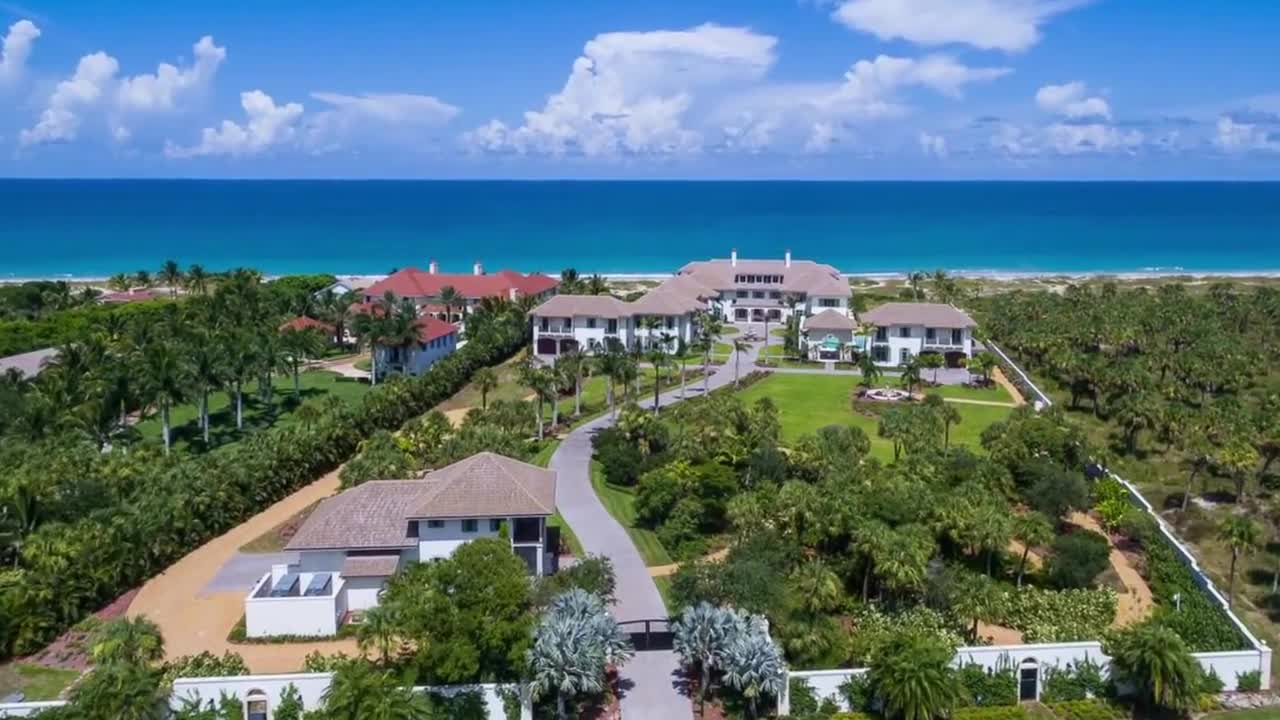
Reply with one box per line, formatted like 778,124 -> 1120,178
362,263 -> 559,306
280,316 -> 337,334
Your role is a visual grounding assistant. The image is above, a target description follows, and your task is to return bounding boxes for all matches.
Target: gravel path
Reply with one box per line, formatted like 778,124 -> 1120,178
551,341 -> 761,719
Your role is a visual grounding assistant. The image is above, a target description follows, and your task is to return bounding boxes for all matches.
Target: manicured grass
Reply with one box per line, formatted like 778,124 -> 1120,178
589,461 -> 672,566
239,500 -> 322,553
654,575 -> 675,614
720,326 -> 739,336
436,351 -> 532,412
353,357 -> 371,371
1205,711 -> 1280,719
134,370 -> 370,453
0,663 -> 81,701
923,381 -> 1014,404
548,367 -> 704,428
737,374 -> 1012,463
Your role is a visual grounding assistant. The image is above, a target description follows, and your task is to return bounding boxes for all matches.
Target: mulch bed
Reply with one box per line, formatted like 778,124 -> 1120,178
20,588 -> 139,671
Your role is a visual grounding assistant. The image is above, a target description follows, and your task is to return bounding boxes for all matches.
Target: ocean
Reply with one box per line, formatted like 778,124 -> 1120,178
1,180 -> 1278,278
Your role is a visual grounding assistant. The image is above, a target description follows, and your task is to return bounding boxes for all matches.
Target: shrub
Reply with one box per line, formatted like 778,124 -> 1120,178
957,663 -> 1017,707
1040,658 -> 1109,702
951,707 -> 1030,720
837,673 -> 872,713
1000,587 -> 1116,642
533,554 -> 617,607
1046,530 -> 1111,589
1236,669 -> 1262,692
591,427 -> 650,487
1045,699 -> 1128,720
160,650 -> 249,685
789,677 -> 821,716
1029,469 -> 1089,522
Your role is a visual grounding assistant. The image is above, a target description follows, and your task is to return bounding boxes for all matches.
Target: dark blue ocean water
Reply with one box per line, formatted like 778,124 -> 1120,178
1,180 -> 1278,277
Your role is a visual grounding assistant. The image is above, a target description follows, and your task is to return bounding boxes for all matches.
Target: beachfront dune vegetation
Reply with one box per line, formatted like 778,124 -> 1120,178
977,281 -> 1280,648
0,274 -> 529,661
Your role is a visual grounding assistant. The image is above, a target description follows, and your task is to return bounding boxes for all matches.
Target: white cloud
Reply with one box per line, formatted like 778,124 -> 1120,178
20,36 -> 225,147
832,0 -> 1088,52
1036,81 -> 1110,120
1214,116 -> 1280,153
827,54 -> 1010,111
305,92 -> 460,153
919,131 -> 948,157
803,122 -> 841,153
165,90 -> 304,158
0,18 -> 40,85
1045,122 -> 1142,154
116,35 -> 225,112
19,52 -> 119,146
462,23 -> 777,157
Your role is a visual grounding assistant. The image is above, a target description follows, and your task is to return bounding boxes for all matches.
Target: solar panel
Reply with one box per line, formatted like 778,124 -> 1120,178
269,572 -> 300,597
304,573 -> 332,597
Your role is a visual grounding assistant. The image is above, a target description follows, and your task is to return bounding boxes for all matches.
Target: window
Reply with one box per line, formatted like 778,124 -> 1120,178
586,317 -> 596,329
899,349 -> 913,364
606,318 -> 618,334
925,328 -> 937,342
736,290 -> 748,298
875,327 -> 888,342
752,291 -> 764,299
407,521 -> 419,538
898,326 -> 911,338
952,328 -> 964,345
462,519 -> 478,533
426,519 -> 444,529
246,691 -> 269,720
769,291 -> 780,299
540,317 -> 549,332
873,345 -> 889,362
666,316 -> 675,330
819,298 -> 839,307
490,519 -> 503,532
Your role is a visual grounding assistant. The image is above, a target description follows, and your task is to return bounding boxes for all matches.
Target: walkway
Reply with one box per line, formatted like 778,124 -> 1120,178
126,467 -> 358,672
550,342 -> 761,719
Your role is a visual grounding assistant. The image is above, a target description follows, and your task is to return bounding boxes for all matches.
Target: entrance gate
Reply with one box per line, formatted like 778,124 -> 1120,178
619,618 -> 674,651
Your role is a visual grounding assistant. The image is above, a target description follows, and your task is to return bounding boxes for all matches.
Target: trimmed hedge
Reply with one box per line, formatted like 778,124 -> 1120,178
0,315 -> 526,658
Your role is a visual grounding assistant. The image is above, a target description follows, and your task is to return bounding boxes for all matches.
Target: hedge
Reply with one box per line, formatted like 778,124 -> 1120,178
0,314 -> 526,658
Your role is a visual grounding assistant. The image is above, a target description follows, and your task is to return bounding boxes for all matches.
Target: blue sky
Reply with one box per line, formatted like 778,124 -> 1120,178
0,0 -> 1277,179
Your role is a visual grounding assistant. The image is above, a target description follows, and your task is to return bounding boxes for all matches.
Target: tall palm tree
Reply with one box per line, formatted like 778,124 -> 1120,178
858,351 -> 882,388
1011,512 -> 1054,587
1218,515 -> 1261,605
185,264 -> 209,295
672,603 -> 738,712
356,605 -> 401,665
923,394 -> 962,448
280,327 -> 326,399
907,271 -> 926,301
138,341 -> 188,455
732,337 -> 751,387
559,348 -> 586,417
474,366 -> 499,411
1106,623 -> 1199,714
438,285 -> 463,324
107,272 -> 131,292
158,260 -> 183,298
646,344 -> 669,415
868,629 -> 960,720
558,268 -> 583,294
133,269 -> 153,288
594,340 -> 627,419
899,358 -> 923,394
320,289 -> 354,349
696,310 -> 724,395
587,273 -> 609,295
186,334 -> 226,446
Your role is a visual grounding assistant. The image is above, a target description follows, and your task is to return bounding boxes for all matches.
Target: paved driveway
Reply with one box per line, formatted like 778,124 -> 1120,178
202,552 -> 297,596
551,342 -> 761,719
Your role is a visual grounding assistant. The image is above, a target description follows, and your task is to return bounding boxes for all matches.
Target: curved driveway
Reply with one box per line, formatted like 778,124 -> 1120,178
550,341 -> 761,718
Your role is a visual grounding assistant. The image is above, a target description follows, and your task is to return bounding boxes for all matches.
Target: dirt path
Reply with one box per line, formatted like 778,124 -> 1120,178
127,468 -> 360,672
943,397 -> 1019,408
1069,511 -> 1154,627
648,548 -> 729,578
992,367 -> 1026,406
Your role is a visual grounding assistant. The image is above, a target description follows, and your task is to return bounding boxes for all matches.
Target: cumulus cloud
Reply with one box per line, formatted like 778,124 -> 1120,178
0,18 -> 40,85
1214,116 -> 1280,153
19,52 -> 120,146
1045,122 -> 1142,154
165,90 -> 304,158
1035,81 -> 1110,120
919,131 -> 948,157
462,23 -> 777,157
304,92 -> 460,152
831,0 -> 1089,52
117,36 -> 225,112
20,35 -> 226,147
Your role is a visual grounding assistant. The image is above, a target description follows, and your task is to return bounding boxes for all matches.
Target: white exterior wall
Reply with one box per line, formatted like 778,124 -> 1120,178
0,702 -> 65,718
297,550 -> 346,574
244,572 -> 345,638
417,517 -> 504,561
807,296 -> 850,314
533,315 -> 630,355
343,576 -> 387,612
870,325 -> 974,366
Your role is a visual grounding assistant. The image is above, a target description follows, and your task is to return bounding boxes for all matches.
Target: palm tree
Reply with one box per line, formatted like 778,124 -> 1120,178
185,264 -> 209,295
919,352 -> 944,384
967,351 -> 997,386
868,629 -> 960,720
732,338 -> 750,387
1012,512 -> 1054,587
133,269 -> 153,288
352,305 -> 388,386
923,394 -> 962,448
907,271 -> 926,301
963,501 -> 1012,576
646,344 -> 669,415
899,358 -> 922,395
1106,622 -> 1199,714
558,268 -> 583,294
593,340 -> 626,419
223,334 -> 256,430
474,366 -> 499,411
320,661 -> 432,720
722,628 -> 787,719
587,273 -> 609,295
280,327 -> 326,399
356,605 -> 401,665
530,590 -> 633,720
1218,515 -> 1261,605
951,572 -> 1000,642
186,334 -> 226,446
858,351 -> 882,388
158,260 -> 183,297
438,285 -> 463,324
138,341 -> 188,455
788,560 -> 843,615
696,310 -> 724,394
107,272 -> 131,292
89,616 -> 165,666
673,603 -> 738,712
519,361 -> 554,440
559,348 -> 586,417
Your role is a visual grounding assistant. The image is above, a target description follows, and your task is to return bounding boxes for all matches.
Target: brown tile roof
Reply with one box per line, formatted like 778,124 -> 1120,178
803,309 -> 856,331
530,294 -> 631,318
364,268 -> 558,301
859,302 -> 976,329
412,452 -> 556,519
341,554 -> 402,578
677,257 -> 850,297
531,276 -> 709,319
285,453 -> 556,551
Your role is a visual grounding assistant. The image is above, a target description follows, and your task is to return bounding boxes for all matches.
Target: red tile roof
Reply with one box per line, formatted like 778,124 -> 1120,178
416,316 -> 458,343
280,316 -> 335,333
100,289 -> 164,304
363,268 -> 558,301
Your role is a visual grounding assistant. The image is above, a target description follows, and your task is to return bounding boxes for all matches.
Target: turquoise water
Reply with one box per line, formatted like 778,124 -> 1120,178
1,180 -> 1278,277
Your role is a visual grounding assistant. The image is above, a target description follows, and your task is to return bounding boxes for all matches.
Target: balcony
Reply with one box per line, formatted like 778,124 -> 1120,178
538,324 -> 575,338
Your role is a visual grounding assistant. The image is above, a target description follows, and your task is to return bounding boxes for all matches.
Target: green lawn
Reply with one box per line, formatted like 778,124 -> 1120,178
546,367 -> 704,428
654,575 -> 675,613
1205,711 -> 1280,720
0,663 -> 81,701
736,374 -> 1013,462
437,351 -> 533,412
589,461 -> 672,566
135,370 -> 370,453
922,381 -> 1014,403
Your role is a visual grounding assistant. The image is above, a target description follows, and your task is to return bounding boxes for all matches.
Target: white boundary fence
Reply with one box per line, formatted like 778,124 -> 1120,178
0,672 -> 531,719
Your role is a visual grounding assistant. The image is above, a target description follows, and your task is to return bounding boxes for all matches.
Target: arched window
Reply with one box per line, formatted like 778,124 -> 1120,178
246,689 -> 269,720
1018,658 -> 1039,702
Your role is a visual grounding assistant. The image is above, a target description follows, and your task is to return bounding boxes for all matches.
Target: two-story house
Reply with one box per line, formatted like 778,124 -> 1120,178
529,276 -> 707,357
857,302 -> 977,367
675,250 -> 851,323
375,315 -> 459,377
244,452 -> 557,638
362,262 -> 559,324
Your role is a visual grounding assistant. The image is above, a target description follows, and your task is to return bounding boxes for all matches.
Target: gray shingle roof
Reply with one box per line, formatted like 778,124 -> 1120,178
286,452 -> 556,551
859,302 -> 976,329
0,348 -> 57,379
677,257 -> 850,297
530,294 -> 630,318
341,554 -> 402,578
803,309 -> 856,331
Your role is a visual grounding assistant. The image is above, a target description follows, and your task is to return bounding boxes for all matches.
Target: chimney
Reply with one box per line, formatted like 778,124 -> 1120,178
730,248 -> 738,267
473,261 -> 484,276
428,259 -> 439,275
784,249 -> 792,268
